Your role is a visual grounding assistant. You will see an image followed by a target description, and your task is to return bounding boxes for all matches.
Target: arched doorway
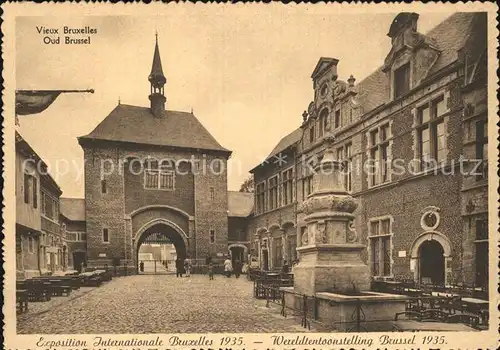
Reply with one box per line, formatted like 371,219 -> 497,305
419,240 -> 445,285
135,221 -> 188,275
410,231 -> 451,286
73,251 -> 86,273
262,249 -> 269,271
229,244 -> 247,266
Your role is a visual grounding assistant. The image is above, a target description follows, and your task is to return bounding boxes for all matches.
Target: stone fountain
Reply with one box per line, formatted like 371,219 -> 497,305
281,135 -> 407,331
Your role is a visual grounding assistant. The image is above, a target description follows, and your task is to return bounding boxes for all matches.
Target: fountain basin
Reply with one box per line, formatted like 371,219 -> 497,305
281,287 -> 408,332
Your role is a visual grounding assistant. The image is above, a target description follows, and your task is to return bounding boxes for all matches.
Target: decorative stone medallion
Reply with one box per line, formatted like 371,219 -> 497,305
420,206 -> 441,231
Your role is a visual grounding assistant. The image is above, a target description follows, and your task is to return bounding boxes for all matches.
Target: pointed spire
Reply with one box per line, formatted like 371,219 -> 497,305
149,33 -> 167,117
149,33 -> 166,87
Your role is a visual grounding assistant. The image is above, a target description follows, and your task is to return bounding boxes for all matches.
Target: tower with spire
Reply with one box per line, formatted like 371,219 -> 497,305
78,32 -> 231,275
149,33 -> 167,117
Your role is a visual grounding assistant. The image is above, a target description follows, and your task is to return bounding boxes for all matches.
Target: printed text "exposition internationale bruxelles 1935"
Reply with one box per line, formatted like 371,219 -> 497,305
36,26 -> 97,45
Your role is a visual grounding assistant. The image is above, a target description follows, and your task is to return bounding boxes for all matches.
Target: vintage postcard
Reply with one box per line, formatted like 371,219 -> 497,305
2,2 -> 499,349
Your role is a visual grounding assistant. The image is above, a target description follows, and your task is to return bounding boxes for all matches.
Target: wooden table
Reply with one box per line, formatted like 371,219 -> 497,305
462,297 -> 488,307
393,320 -> 479,332
432,291 -> 459,298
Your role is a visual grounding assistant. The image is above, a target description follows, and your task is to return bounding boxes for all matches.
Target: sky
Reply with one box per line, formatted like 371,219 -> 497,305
16,8 -> 453,198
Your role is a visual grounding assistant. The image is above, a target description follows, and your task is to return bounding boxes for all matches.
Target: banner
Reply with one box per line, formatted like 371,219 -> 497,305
15,89 -> 94,116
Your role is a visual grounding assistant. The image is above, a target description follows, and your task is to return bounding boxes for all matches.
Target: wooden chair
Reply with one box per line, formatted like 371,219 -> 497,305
394,311 -> 422,321
405,299 -> 422,312
25,280 -> 51,302
16,287 -> 29,313
420,309 -> 449,322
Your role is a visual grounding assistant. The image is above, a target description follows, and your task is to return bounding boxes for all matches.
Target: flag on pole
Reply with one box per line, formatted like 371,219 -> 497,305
15,89 -> 94,116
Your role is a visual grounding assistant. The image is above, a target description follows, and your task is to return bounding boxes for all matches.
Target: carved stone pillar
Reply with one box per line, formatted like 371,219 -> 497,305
294,135 -> 370,295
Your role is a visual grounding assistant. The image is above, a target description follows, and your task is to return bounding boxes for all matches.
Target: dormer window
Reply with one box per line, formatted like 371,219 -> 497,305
394,63 -> 410,99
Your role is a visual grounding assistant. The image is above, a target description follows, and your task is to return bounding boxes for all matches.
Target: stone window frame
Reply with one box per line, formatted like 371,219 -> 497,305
318,107 -> 329,138
475,119 -> 488,181
101,179 -> 108,195
40,189 -> 59,223
102,227 -> 110,244
391,59 -> 412,100
411,90 -> 451,173
281,166 -> 295,207
209,229 -> 216,244
365,121 -> 393,189
473,217 -> 488,288
302,174 -> 313,201
143,159 -> 176,191
367,215 -> 394,279
333,104 -> 342,129
66,230 -> 87,242
268,174 -> 280,211
336,141 -> 353,192
255,180 -> 266,215
309,123 -> 315,144
23,172 -> 37,207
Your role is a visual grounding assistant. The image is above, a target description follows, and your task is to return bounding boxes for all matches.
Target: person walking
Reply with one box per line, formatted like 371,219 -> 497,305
224,257 -> 232,278
208,262 -> 214,280
175,257 -> 183,278
234,259 -> 242,278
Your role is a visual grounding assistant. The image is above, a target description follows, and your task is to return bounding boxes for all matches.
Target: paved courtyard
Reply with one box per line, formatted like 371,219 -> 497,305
17,274 -> 316,334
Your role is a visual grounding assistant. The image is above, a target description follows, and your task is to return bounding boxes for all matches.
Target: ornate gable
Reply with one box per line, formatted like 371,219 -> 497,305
311,57 -> 339,82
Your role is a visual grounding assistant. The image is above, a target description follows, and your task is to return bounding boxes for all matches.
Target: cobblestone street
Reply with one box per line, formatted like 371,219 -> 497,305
17,275 -> 314,334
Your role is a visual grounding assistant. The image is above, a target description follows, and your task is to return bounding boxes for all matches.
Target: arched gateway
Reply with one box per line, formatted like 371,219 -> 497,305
130,205 -> 193,274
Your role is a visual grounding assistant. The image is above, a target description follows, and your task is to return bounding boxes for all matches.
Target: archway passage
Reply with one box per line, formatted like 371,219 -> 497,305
136,223 -> 187,275
419,240 -> 445,285
73,252 -> 86,273
230,246 -> 244,267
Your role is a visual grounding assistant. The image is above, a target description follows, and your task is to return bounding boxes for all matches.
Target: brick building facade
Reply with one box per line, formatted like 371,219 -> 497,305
60,198 -> 87,272
16,131 -> 66,279
248,12 -> 489,289
78,37 -> 232,273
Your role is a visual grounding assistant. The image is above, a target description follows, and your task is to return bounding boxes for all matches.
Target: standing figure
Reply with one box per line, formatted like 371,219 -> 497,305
224,257 -> 233,278
234,259 -> 242,278
139,261 -> 144,273
184,256 -> 191,277
175,257 -> 184,277
208,262 -> 214,280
